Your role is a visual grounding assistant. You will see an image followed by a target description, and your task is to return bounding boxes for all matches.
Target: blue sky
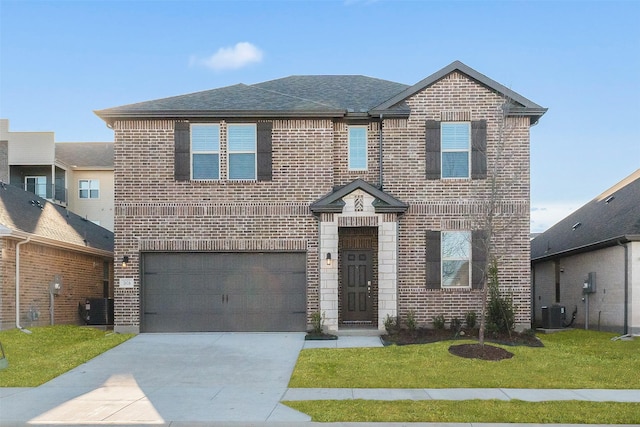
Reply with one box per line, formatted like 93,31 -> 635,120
1,0 -> 638,232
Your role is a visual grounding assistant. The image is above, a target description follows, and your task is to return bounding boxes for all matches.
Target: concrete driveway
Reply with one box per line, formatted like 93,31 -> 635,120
0,333 -> 311,424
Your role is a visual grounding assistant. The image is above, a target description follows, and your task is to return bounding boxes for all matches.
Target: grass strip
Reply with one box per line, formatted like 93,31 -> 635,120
289,330 -> 640,389
284,400 -> 640,424
0,325 -> 133,387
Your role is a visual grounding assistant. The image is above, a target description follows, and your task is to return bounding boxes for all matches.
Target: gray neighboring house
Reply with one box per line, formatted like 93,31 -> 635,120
531,169 -> 640,336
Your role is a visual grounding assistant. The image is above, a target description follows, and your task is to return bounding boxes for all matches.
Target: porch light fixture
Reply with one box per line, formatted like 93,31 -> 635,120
326,252 -> 332,265
122,256 -> 129,268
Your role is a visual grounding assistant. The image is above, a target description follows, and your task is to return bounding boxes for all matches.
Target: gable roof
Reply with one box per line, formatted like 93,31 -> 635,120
531,169 -> 640,262
371,61 -> 547,125
95,61 -> 545,124
0,183 -> 113,255
310,179 -> 408,214
95,76 -> 409,122
56,142 -> 114,169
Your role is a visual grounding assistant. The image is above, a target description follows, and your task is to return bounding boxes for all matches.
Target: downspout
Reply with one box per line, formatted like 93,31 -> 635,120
379,114 -> 384,190
16,237 -> 32,333
617,240 -> 629,335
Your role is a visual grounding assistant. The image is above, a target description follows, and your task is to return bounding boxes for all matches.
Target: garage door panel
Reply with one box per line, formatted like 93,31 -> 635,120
142,252 -> 306,332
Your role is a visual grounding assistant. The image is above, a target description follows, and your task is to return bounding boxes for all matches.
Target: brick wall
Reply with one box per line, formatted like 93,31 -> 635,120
112,70 -> 533,331
383,72 -> 532,328
0,239 -> 111,330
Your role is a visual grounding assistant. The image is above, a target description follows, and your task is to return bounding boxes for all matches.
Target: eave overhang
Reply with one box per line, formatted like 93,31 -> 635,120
0,227 -> 114,258
531,234 -> 640,264
95,108 -> 350,124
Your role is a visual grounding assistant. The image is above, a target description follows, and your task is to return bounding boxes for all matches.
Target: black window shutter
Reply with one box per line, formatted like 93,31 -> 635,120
471,120 -> 487,179
425,120 -> 441,180
471,230 -> 487,289
256,122 -> 273,181
425,230 -> 441,289
174,122 -> 190,181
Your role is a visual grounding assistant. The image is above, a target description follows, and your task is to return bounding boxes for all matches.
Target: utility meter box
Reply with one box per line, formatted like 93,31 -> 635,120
541,305 -> 565,329
583,272 -> 596,294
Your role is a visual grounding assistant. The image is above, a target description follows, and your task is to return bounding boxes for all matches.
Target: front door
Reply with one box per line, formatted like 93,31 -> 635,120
341,250 -> 373,323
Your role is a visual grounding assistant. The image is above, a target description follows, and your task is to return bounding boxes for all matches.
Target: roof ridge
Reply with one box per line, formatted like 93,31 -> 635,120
595,169 -> 640,202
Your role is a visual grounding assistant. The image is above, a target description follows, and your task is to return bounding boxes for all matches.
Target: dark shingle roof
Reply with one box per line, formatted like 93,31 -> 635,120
0,183 -> 113,253
95,76 -> 409,120
56,142 -> 114,169
531,170 -> 640,262
94,61 -> 545,124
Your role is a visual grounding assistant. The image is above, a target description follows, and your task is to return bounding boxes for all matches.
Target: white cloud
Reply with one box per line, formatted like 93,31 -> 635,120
191,42 -> 264,71
530,201 -> 586,233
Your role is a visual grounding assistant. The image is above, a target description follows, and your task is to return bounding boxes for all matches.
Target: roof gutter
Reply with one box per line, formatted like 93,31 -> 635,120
0,228 -> 112,258
531,234 -> 640,263
94,109 -> 348,122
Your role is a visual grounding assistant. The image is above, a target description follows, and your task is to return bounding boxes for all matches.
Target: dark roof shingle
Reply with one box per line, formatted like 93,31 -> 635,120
0,183 -> 113,253
531,170 -> 640,261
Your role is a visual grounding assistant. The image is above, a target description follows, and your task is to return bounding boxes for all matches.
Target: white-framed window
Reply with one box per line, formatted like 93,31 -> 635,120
25,176 -> 47,198
348,126 -> 368,170
79,179 -> 100,199
191,124 -> 220,180
441,230 -> 471,287
441,122 -> 470,178
227,124 -> 257,180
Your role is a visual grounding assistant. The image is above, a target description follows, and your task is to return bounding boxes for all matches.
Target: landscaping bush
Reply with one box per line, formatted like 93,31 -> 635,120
405,310 -> 417,332
486,260 -> 515,334
432,314 -> 446,330
465,311 -> 477,329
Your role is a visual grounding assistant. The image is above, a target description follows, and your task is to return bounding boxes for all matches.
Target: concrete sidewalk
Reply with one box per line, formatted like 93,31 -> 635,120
0,333 -> 637,426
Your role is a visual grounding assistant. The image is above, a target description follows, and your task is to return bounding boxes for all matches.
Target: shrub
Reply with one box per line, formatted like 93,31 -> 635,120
384,314 -> 398,334
450,317 -> 462,332
486,260 -> 515,334
465,311 -> 477,329
405,310 -> 417,332
432,314 -> 446,330
310,311 -> 324,334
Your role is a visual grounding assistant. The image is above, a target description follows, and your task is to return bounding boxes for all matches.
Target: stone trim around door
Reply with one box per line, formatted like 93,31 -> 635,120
318,191 -> 399,332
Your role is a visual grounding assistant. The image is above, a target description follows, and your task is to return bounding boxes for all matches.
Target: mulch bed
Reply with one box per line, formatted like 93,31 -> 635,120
382,327 -> 542,361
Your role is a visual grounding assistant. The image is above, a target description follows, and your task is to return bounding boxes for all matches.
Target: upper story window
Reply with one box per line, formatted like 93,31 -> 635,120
348,126 -> 368,171
425,119 -> 486,180
25,176 -> 47,198
441,122 -> 470,178
191,124 -> 220,180
174,121 -> 272,183
79,179 -> 100,199
228,124 -> 257,180
441,230 -> 471,287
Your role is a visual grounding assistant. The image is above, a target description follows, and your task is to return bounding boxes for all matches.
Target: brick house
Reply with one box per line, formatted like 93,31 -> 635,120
96,61 -> 546,334
0,183 -> 114,330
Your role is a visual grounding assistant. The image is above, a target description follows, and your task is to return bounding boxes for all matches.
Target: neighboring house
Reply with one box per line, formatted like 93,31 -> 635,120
95,61 -> 546,334
0,119 -> 115,231
56,142 -> 115,231
531,170 -> 640,336
0,183 -> 114,330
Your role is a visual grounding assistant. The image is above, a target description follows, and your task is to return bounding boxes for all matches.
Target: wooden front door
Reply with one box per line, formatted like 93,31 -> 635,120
341,250 -> 373,322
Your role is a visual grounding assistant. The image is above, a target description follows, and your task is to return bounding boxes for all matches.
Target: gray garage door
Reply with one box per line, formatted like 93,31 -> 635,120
141,252 -> 307,332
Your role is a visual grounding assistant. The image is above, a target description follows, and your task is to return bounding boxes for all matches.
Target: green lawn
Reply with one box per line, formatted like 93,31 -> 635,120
289,329 -> 640,389
0,325 -> 133,387
284,400 -> 640,424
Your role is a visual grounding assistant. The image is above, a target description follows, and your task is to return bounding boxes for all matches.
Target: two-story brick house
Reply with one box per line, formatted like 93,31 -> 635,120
96,61 -> 546,334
